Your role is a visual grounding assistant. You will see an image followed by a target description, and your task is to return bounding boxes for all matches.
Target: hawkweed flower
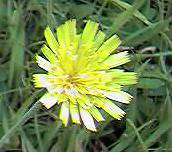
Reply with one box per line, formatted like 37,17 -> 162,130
33,19 -> 137,131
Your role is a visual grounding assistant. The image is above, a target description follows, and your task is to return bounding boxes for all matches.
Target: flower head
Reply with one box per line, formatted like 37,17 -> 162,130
33,19 -> 137,131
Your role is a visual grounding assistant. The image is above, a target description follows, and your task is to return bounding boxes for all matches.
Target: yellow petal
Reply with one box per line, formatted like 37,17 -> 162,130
77,96 -> 92,109
39,93 -> 57,109
79,106 -> 96,131
81,20 -> 99,46
108,70 -> 137,85
96,35 -> 121,62
88,106 -> 105,122
102,100 -> 125,120
103,51 -> 130,68
33,74 -> 51,88
91,96 -> 104,108
41,44 -> 57,63
59,101 -> 70,126
56,20 -> 77,49
93,30 -> 106,50
70,103 -> 80,124
44,26 -> 59,53
66,19 -> 77,40
103,91 -> 133,104
56,24 -> 68,48
36,54 -> 52,71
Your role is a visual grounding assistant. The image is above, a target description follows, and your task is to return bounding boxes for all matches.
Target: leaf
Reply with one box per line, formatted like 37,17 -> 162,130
110,0 -> 151,25
20,129 -> 37,152
144,120 -> 172,147
70,4 -> 94,19
107,0 -> 145,34
42,122 -> 62,152
0,102 -> 41,147
0,66 -> 8,82
124,18 -> 172,46
8,8 -> 25,88
137,78 -> 164,89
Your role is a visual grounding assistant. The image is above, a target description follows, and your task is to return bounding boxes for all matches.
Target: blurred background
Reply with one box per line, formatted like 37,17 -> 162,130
0,0 -> 172,151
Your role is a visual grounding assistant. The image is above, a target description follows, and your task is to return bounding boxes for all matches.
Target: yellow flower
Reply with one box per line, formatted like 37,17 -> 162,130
33,19 -> 137,131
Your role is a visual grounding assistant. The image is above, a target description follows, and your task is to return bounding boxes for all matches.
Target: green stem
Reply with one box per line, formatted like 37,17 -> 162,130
127,118 -> 148,152
0,101 -> 42,147
135,52 -> 172,58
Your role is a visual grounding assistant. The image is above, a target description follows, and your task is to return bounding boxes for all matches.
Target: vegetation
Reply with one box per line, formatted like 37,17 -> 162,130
0,0 -> 172,151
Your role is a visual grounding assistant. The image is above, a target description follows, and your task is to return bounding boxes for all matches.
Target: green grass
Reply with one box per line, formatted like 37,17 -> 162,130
0,0 -> 172,151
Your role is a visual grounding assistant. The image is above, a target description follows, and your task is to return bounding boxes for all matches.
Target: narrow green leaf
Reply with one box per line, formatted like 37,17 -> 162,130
107,0 -> 145,34
110,0 -> 151,25
0,101 -> 41,147
124,18 -> 172,45
8,8 -> 25,88
144,120 -> 172,147
137,78 -> 164,89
